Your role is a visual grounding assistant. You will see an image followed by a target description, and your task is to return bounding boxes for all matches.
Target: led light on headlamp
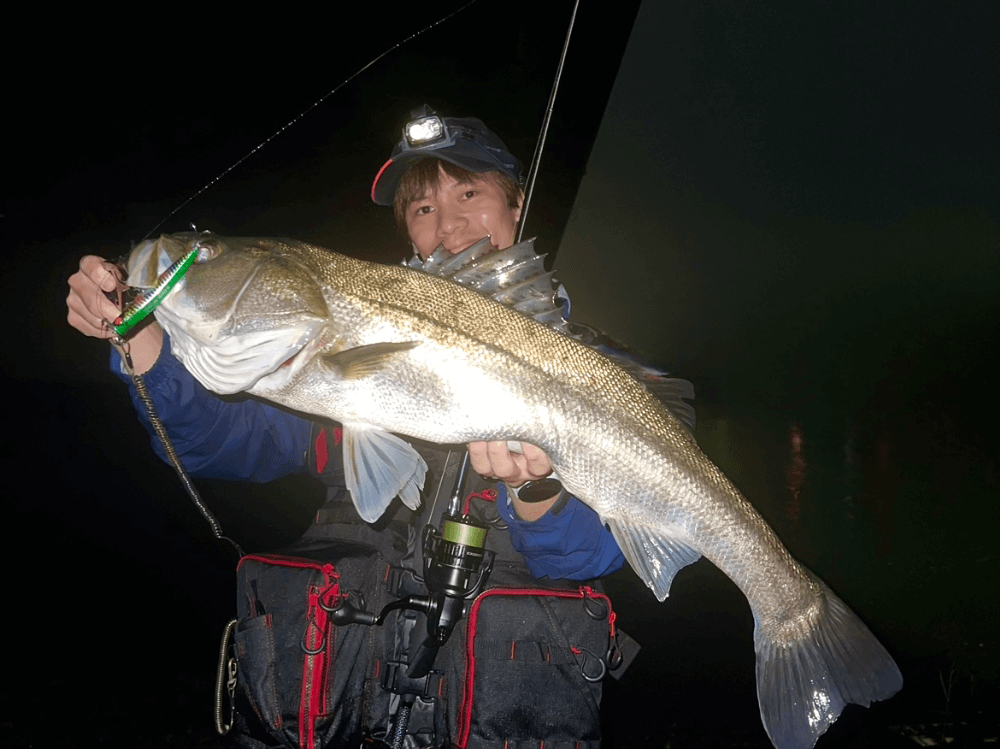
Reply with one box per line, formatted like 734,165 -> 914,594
405,115 -> 446,147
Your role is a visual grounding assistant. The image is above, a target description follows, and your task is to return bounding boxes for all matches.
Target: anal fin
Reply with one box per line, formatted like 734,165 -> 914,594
606,519 -> 702,601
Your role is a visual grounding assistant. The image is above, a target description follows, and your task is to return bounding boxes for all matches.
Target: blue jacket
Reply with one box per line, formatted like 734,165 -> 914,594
114,333 -> 625,580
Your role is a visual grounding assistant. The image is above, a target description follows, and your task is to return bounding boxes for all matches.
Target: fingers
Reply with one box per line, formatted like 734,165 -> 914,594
518,442 -> 552,478
467,440 -> 494,477
66,255 -> 123,339
468,440 -> 552,487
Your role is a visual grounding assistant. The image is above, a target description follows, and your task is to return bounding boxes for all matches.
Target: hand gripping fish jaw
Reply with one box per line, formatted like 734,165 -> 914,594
107,236 -> 217,339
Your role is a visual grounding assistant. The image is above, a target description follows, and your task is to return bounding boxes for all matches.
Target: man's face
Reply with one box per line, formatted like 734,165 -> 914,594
404,166 -> 522,259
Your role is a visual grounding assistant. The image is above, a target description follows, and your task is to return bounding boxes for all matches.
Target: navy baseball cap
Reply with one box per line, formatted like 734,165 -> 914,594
371,105 -> 524,205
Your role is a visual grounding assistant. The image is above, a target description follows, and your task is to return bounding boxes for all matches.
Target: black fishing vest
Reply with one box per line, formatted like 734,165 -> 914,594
222,422 -> 631,749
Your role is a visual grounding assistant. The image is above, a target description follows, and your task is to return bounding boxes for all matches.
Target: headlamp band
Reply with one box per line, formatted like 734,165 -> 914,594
400,116 -> 517,176
371,108 -> 524,205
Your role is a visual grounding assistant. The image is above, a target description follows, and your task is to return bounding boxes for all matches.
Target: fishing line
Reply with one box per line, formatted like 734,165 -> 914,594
106,238 -> 244,556
143,0 -> 481,240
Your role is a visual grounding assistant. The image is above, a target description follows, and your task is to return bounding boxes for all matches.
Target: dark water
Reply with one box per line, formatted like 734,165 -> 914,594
600,389 -> 999,747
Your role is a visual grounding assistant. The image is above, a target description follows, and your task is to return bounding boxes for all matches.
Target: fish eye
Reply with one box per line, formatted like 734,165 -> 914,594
193,239 -> 220,263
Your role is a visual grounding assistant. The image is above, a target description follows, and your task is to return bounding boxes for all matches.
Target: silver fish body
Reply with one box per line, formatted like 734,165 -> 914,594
128,233 -> 901,749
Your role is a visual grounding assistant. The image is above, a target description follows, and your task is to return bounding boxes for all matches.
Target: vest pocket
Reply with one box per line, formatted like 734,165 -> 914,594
234,613 -> 282,731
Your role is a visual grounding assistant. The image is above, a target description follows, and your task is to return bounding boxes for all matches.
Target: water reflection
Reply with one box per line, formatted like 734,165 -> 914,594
786,421 -> 805,525
694,395 -> 998,737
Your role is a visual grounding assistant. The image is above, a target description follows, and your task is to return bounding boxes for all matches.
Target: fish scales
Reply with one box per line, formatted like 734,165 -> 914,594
314,247 -> 706,476
128,233 -> 902,749
323,248 -> 747,544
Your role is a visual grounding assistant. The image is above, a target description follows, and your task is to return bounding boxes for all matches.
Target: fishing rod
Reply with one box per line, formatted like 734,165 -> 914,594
355,17 -> 592,738
445,0 -> 582,524
516,0 -> 581,251
143,0 -> 480,240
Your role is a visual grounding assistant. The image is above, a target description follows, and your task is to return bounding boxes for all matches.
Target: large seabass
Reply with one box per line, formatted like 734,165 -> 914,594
128,232 -> 902,749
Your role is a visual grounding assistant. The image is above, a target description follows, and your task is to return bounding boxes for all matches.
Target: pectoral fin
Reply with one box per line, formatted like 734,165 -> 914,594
322,341 -> 420,379
606,519 -> 701,601
342,423 -> 427,523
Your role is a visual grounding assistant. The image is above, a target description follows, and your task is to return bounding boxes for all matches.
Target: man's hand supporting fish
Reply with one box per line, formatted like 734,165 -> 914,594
469,441 -> 557,520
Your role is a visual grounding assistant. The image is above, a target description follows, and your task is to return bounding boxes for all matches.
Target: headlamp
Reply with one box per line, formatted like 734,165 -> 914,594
405,115 -> 446,147
371,106 -> 524,205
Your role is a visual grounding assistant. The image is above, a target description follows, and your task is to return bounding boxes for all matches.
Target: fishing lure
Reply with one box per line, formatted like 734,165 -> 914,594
110,246 -> 198,337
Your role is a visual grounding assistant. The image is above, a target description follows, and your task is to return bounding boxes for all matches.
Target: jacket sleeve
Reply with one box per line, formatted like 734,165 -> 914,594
112,332 -> 313,482
495,485 -> 625,580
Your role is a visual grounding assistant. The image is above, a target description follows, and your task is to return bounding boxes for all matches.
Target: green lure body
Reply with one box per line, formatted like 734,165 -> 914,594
112,248 -> 197,337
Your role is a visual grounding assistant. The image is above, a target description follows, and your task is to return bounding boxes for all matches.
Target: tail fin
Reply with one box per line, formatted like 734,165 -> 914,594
754,580 -> 902,749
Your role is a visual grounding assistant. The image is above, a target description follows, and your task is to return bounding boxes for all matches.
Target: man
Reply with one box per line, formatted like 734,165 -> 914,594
66,108 -> 631,746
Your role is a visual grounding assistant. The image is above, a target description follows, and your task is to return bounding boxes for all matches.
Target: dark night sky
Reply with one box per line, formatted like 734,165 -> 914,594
559,2 -> 998,379
3,1 -> 999,745
5,0 -> 641,382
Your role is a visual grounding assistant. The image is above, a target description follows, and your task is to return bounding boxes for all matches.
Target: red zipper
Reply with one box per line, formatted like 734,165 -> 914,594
239,554 -> 340,749
456,585 -> 613,748
300,563 -> 340,749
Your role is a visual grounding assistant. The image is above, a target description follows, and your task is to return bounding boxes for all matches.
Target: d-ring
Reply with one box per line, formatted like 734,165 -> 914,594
582,590 -> 608,621
301,621 -> 326,655
575,646 -> 607,683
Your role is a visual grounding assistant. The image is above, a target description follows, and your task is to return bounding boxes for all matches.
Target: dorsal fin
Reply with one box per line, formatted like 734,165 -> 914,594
405,238 -> 570,335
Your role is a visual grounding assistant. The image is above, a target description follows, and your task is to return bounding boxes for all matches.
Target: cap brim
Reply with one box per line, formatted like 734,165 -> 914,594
371,149 -> 511,206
